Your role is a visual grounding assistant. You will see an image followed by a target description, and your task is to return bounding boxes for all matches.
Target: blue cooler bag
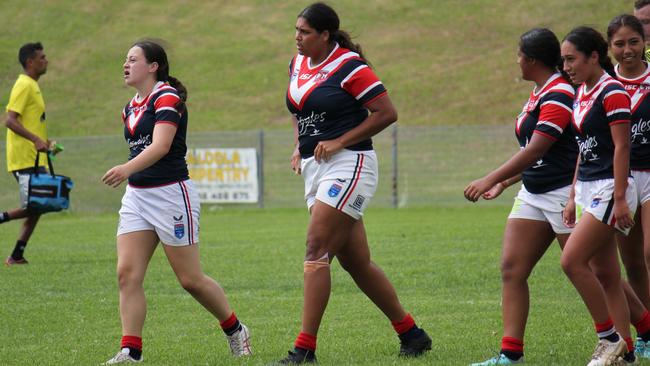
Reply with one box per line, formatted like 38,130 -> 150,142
19,154 -> 73,213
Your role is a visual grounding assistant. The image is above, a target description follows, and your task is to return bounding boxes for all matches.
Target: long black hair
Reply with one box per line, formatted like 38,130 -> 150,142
563,26 -> 615,78
298,2 -> 367,62
132,40 -> 187,113
519,28 -> 571,82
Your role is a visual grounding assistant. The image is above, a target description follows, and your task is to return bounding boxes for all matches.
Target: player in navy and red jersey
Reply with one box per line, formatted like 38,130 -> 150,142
101,41 -> 251,364
560,26 -> 638,365
609,14 -> 650,359
464,28 -> 576,366
275,3 -> 430,364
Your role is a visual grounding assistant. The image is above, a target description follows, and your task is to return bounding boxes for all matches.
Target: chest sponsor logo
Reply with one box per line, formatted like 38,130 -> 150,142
577,135 -> 599,162
127,134 -> 152,151
296,111 -> 326,137
632,118 -> 650,144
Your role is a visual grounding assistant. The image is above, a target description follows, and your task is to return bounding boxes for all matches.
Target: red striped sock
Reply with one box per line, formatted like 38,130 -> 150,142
634,311 -> 650,335
391,313 -> 416,335
220,312 -> 238,330
294,332 -> 317,352
121,335 -> 142,351
625,336 -> 634,352
594,318 -> 615,339
501,336 -> 524,353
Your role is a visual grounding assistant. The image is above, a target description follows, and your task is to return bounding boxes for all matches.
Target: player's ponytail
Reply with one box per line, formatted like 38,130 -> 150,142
298,2 -> 369,64
133,40 -> 187,114
167,76 -> 187,114
563,26 -> 616,78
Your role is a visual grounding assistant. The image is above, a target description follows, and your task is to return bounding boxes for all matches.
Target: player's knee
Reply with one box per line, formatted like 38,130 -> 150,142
305,233 -> 329,261
116,264 -> 142,289
500,258 -> 526,283
177,274 -> 204,293
560,255 -> 578,278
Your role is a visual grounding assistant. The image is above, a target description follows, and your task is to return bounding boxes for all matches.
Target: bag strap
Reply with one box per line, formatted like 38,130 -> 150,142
34,152 -> 55,176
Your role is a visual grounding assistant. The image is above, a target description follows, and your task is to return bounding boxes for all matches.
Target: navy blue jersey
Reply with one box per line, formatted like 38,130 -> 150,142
286,44 -> 387,158
122,82 -> 189,187
616,63 -> 650,170
515,74 -> 577,193
572,73 -> 631,181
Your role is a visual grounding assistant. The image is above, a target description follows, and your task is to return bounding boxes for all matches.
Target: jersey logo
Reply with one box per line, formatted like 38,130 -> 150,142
572,77 -> 616,132
125,83 -> 176,135
287,47 -> 360,110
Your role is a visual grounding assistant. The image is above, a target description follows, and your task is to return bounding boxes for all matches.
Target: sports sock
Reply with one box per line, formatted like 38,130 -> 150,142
634,310 -> 650,342
624,336 -> 634,352
500,336 -> 524,361
595,318 -> 619,342
10,240 -> 27,260
121,335 -> 142,360
0,212 -> 9,224
391,313 -> 416,335
294,332 -> 317,352
220,312 -> 242,336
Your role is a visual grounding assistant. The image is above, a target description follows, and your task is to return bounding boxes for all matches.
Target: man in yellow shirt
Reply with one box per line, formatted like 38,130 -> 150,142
635,0 -> 650,60
2,42 -> 50,266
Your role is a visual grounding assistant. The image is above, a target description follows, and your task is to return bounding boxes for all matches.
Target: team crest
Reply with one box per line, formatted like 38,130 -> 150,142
591,197 -> 601,208
328,183 -> 343,197
174,223 -> 185,239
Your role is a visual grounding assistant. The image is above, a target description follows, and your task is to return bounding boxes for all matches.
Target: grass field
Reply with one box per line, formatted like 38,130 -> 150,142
1,206 -> 608,365
0,0 -> 629,136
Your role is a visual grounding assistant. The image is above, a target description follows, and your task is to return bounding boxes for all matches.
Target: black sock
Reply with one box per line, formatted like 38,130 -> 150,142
640,331 -> 650,343
603,332 -> 620,343
126,347 -> 142,360
501,350 -> 524,361
10,240 -> 27,260
0,212 -> 9,224
623,351 -> 636,362
223,319 -> 242,336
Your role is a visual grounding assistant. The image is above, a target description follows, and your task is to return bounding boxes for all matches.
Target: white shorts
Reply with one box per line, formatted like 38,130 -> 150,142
508,185 -> 572,234
117,180 -> 200,246
632,170 -> 650,205
302,149 -> 378,220
574,178 -> 637,235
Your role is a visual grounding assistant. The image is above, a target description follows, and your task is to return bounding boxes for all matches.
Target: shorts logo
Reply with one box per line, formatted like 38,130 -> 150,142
591,197 -> 601,208
350,195 -> 366,211
328,183 -> 343,197
173,215 -> 185,239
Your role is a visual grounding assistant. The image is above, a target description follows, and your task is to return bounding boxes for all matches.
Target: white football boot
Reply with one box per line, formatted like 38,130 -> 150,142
226,323 -> 252,356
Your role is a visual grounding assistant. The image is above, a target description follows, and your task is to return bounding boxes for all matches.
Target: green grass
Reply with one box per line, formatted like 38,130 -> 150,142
0,0 -> 629,136
1,206 -> 605,365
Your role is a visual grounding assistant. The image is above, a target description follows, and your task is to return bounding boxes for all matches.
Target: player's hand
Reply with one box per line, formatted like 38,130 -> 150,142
614,200 -> 635,230
33,137 -> 49,152
102,164 -> 130,188
562,199 -> 576,228
482,182 -> 506,200
314,139 -> 343,163
291,147 -> 302,175
464,177 -> 494,202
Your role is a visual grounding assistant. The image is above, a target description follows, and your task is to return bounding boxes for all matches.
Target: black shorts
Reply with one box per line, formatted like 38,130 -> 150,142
11,166 -> 48,183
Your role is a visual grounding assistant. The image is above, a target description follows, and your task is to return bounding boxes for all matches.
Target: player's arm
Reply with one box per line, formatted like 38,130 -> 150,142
291,115 -> 301,174
464,134 -> 555,202
102,123 -> 176,187
314,94 -> 396,162
611,122 -> 634,229
5,110 -> 48,152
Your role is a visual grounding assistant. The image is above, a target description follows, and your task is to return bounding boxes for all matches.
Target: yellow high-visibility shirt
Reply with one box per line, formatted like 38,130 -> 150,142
5,74 -> 47,171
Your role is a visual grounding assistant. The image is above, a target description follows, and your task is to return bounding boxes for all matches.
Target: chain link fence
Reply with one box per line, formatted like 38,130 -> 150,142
0,125 -> 520,213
